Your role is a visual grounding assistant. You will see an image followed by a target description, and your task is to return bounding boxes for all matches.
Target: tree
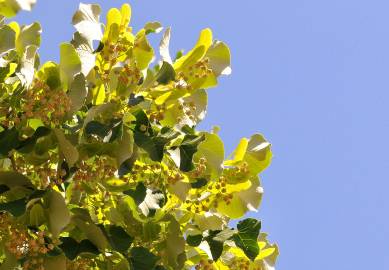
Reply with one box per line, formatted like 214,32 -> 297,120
0,1 -> 278,269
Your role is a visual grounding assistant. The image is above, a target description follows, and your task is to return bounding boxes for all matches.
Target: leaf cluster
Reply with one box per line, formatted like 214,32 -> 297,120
0,2 -> 278,269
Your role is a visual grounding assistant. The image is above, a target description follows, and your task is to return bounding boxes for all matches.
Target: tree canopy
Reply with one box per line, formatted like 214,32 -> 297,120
0,1 -> 278,269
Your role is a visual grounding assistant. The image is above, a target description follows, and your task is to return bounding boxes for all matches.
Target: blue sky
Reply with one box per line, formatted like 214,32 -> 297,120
15,0 -> 389,268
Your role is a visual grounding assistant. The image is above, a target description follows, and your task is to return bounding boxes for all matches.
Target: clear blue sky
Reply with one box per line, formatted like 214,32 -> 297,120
15,1 -> 389,268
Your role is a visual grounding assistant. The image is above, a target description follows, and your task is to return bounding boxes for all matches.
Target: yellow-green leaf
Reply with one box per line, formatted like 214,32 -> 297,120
120,3 -> 131,27
59,43 -> 81,88
174,28 -> 213,70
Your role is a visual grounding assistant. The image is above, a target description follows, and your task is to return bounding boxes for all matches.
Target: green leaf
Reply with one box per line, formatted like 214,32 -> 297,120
46,190 -> 71,237
43,254 -> 66,270
74,218 -> 109,250
178,134 -> 205,172
134,131 -> 170,162
195,132 -> 224,177
144,21 -> 162,34
190,178 -> 207,189
0,185 -> 10,194
0,171 -> 33,189
16,22 -> 41,54
104,178 -> 132,192
130,247 -> 159,270
85,120 -> 111,138
29,203 -> 45,226
133,30 -> 154,70
0,249 -> 17,270
17,126 -> 51,154
67,72 -> 87,115
232,218 -> 261,261
186,234 -> 203,247
156,61 -> 175,84
36,61 -> 61,89
53,129 -> 79,167
142,222 -> 161,242
124,182 -> 146,205
0,127 -> 20,157
59,42 -> 81,88
212,229 -> 235,242
204,230 -> 224,261
59,237 -> 99,260
0,25 -> 15,54
83,102 -> 118,129
128,94 -> 145,106
165,217 -> 186,269
0,62 -> 14,82
116,130 -> 134,167
105,225 -> 134,253
0,198 -> 26,216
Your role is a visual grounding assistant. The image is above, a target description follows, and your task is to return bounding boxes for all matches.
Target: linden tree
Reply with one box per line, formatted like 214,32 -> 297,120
0,1 -> 278,269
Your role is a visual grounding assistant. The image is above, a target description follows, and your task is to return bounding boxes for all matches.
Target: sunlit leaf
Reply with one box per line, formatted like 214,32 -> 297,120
0,0 -> 36,17
71,31 -> 95,76
205,40 -> 232,76
0,25 -> 15,54
59,42 -> 81,88
133,29 -> 154,70
160,27 -> 172,63
15,21 -> 41,54
72,3 -> 103,44
174,28 -> 212,70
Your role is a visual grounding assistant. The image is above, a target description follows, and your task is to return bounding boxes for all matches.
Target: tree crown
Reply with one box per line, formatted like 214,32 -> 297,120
0,1 -> 278,269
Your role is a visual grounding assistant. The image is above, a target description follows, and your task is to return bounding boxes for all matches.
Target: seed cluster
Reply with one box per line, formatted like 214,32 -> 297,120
207,176 -> 234,206
223,162 -> 250,182
148,103 -> 166,122
184,196 -> 211,213
177,100 -> 198,123
67,257 -> 96,270
15,156 -> 59,189
230,257 -> 251,270
73,157 -> 116,190
20,80 -> 71,126
195,259 -> 216,270
192,157 -> 207,178
0,216 -> 54,270
128,162 -> 184,189
117,64 -> 142,86
179,57 -> 213,82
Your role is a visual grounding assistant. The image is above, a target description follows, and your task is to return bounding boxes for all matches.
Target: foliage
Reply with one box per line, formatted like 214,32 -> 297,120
0,1 -> 278,269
